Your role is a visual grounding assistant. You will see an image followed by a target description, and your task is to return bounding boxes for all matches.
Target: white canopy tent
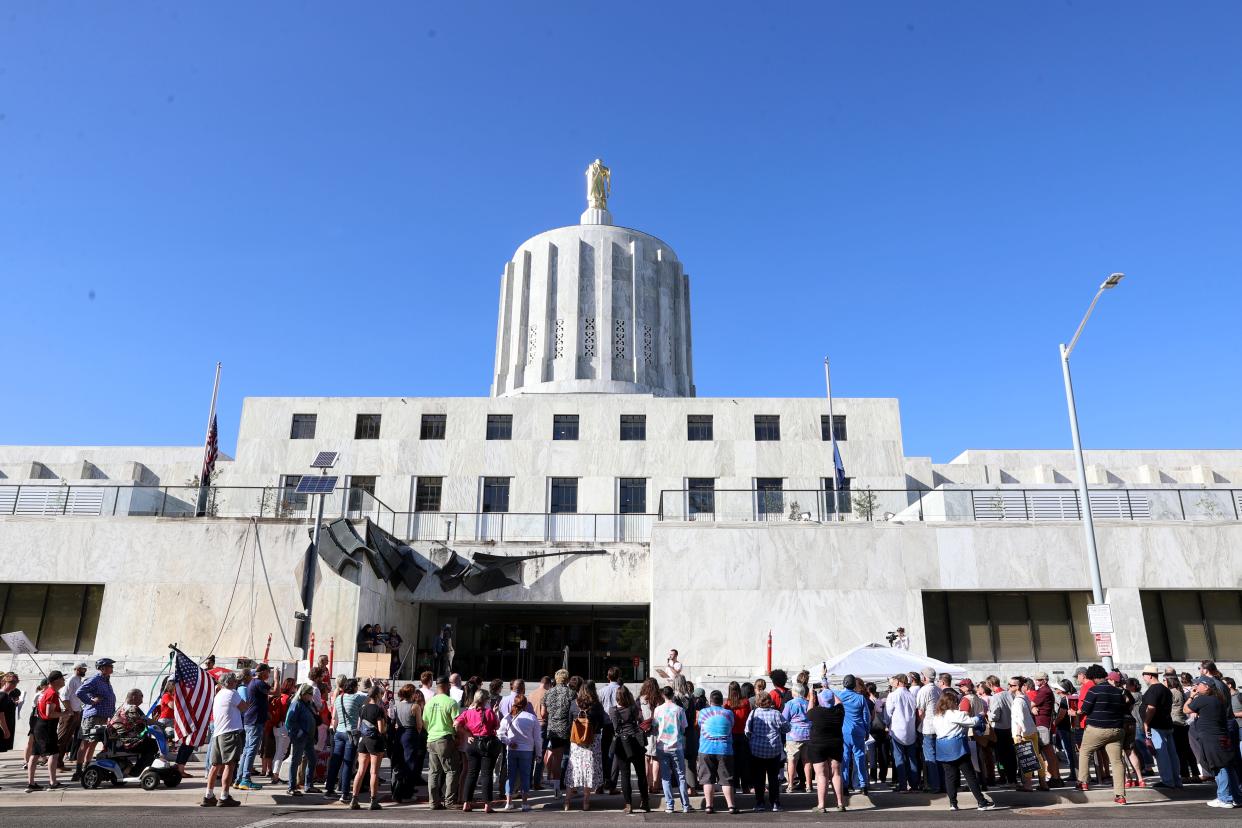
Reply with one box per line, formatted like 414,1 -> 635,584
820,643 -> 967,681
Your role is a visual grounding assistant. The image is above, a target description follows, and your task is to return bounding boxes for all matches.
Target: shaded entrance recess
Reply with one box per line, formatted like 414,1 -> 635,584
423,604 -> 649,682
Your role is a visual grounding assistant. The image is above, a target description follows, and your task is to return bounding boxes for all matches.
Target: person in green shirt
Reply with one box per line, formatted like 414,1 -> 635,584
424,676 -> 461,809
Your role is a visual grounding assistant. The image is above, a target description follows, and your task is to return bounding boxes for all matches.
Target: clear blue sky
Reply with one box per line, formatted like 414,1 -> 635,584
2,2 -> 1239,462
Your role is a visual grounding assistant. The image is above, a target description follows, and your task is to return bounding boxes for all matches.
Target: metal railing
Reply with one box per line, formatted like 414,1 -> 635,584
657,487 -> 1242,524
0,485 -> 655,543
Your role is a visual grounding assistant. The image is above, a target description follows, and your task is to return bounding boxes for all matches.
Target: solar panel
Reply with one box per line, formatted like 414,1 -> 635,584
295,475 -> 338,495
310,451 -> 339,469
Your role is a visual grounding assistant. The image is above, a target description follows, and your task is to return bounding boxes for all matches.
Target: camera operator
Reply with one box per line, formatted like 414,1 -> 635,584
887,628 -> 910,650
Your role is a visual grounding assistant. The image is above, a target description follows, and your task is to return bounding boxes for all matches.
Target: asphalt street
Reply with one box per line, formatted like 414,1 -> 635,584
0,803 -> 1240,827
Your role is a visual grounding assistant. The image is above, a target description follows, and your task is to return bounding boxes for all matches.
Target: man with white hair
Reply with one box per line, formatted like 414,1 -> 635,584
202,672 -> 249,808
915,670 -> 945,792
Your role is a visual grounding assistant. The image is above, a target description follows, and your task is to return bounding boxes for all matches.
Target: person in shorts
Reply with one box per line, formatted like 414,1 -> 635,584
696,690 -> 738,814
202,672 -> 248,808
26,671 -> 67,793
74,657 -> 116,779
349,685 -> 388,810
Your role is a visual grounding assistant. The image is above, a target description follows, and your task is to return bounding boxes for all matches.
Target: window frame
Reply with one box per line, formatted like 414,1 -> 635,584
420,413 -> 447,440
0,583 -> 105,654
346,474 -> 377,512
289,413 -> 317,440
1141,589 -> 1242,662
687,414 -> 713,441
754,414 -> 781,441
552,414 -> 579,441
755,477 -> 784,515
486,414 -> 513,441
619,414 -> 646,441
823,476 -> 853,514
618,478 -> 647,514
922,590 -> 1092,663
687,477 -> 715,517
819,414 -> 847,442
354,413 -> 382,440
549,477 -> 579,514
414,476 -> 444,513
481,476 -> 511,514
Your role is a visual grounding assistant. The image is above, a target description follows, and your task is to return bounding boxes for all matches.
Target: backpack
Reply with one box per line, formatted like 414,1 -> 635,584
570,712 -> 595,746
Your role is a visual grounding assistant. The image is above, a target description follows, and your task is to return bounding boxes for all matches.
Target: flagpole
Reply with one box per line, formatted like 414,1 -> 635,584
824,357 -> 842,520
197,362 -> 222,516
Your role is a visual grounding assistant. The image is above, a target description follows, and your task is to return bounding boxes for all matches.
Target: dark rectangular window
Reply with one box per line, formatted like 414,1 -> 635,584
619,478 -> 647,514
550,478 -> 578,514
354,413 -> 382,440
414,476 -> 443,512
687,414 -> 713,441
486,414 -> 513,440
620,414 -> 646,441
823,477 -> 853,514
290,413 -> 317,440
280,474 -> 307,512
922,590 -> 1093,663
1141,590 -> 1242,662
756,477 -> 784,515
420,414 -> 447,440
820,415 -> 847,442
482,477 -> 510,513
754,415 -> 781,441
347,475 -> 377,512
688,478 -> 715,516
0,583 -> 105,654
553,414 -> 579,441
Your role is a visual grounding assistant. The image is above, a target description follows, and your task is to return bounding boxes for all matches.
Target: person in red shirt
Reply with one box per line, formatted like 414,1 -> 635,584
27,671 -> 67,792
1030,672 -> 1062,785
725,681 -> 751,792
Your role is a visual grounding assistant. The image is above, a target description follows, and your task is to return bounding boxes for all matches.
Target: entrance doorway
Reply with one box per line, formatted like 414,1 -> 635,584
421,603 -> 648,682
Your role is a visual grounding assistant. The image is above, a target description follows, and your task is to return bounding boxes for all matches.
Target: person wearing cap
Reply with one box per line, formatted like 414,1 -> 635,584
74,657 -> 116,778
1139,665 -> 1179,789
1164,669 -> 1198,783
25,670 -> 67,793
56,662 -> 87,770
1078,666 -> 1128,804
1184,676 -> 1241,808
235,663 -> 272,791
955,679 -> 986,776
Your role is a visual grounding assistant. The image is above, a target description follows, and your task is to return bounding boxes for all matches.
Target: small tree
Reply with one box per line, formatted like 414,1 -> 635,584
183,467 -> 222,517
852,488 -> 879,521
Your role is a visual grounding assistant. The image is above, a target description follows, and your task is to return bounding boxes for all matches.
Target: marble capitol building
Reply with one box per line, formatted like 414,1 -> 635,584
2,161 -> 1241,685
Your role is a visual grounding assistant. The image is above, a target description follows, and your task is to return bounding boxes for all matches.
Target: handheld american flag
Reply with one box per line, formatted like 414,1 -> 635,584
172,649 -> 214,747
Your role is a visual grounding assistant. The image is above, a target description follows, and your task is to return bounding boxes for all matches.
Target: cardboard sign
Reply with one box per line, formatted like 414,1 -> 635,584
355,651 -> 390,679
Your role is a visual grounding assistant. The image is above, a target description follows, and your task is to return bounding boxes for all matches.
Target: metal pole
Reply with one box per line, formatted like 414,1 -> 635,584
824,358 -> 842,519
1061,343 -> 1113,670
296,491 -> 326,656
197,362 -> 222,516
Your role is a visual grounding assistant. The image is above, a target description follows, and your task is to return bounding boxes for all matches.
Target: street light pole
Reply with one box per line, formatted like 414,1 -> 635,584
1060,272 -> 1123,671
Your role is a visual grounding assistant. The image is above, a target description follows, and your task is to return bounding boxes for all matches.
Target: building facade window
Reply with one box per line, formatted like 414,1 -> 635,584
354,414 -> 382,440
290,414 -> 317,440
481,477 -> 510,513
922,590 -> 1093,663
688,477 -> 715,517
279,474 -> 307,511
0,583 -> 105,654
414,476 -> 443,512
687,414 -> 713,441
754,415 -> 781,441
420,414 -> 447,440
618,478 -> 647,514
553,414 -> 579,441
619,414 -> 646,441
1141,590 -> 1242,662
550,478 -> 578,514
820,414 -> 847,442
823,477 -> 853,514
486,414 -> 512,440
756,477 -> 784,515
347,475 -> 377,512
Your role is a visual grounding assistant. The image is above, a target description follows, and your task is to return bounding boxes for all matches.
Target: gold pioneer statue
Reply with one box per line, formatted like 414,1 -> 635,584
586,158 -> 611,210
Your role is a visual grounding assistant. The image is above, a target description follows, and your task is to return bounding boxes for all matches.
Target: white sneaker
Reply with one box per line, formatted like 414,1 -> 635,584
1207,799 -> 1237,808
501,803 -> 515,811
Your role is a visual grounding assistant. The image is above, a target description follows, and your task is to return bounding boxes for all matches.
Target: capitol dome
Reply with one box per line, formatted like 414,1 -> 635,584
490,161 -> 695,398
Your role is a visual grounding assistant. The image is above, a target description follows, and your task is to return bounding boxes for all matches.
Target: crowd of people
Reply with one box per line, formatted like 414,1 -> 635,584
2,653 -> 1240,812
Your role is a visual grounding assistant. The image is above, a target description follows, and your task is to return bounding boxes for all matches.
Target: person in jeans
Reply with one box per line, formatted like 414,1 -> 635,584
282,684 -> 316,796
392,683 -> 425,803
498,693 -> 538,812
325,678 -> 363,802
915,671 -> 945,792
456,689 -> 500,812
744,691 -> 787,811
885,673 -> 919,793
236,663 -> 271,791
986,676 -> 1017,786
609,685 -> 650,813
425,676 -> 462,810
1140,665 -> 1180,789
930,692 -> 995,811
1078,667 -> 1129,805
653,686 -> 692,814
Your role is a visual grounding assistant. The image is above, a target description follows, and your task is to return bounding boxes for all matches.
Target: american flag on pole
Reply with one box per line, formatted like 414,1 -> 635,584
172,649 -> 213,747
200,414 -> 218,484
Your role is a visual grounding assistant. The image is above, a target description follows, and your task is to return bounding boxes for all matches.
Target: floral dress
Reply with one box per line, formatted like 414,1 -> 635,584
566,702 -> 605,789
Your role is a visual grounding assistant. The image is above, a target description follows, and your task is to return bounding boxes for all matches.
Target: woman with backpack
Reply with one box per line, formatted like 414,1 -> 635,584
283,684 -> 318,797
564,684 -> 605,811
349,685 -> 388,810
455,689 -> 500,812
609,684 -> 651,813
638,677 -> 661,793
392,683 -> 425,804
